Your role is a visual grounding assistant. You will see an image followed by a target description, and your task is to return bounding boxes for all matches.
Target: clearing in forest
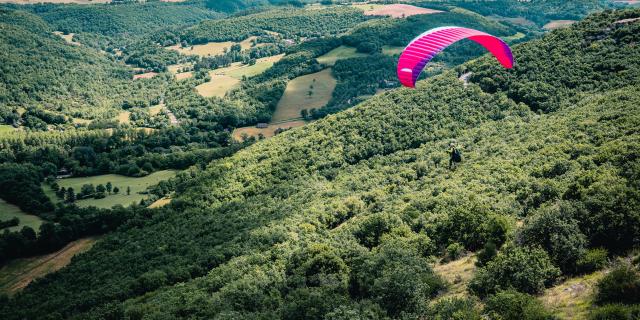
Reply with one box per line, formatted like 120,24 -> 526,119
167,36 -> 264,57
431,254 -> 477,303
195,74 -> 240,98
53,31 -> 80,46
225,54 -> 285,79
133,72 -> 158,80
544,20 -> 576,30
0,237 -> 98,294
271,68 -> 336,123
232,120 -> 306,141
382,45 -> 404,55
317,46 -> 368,66
362,4 -> 442,18
147,196 -> 172,208
0,199 -> 43,233
43,170 -> 177,209
0,124 -> 16,136
540,270 -> 606,319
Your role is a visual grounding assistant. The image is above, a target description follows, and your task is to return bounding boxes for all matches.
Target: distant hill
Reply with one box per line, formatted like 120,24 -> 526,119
0,9 -> 165,123
2,8 -> 639,320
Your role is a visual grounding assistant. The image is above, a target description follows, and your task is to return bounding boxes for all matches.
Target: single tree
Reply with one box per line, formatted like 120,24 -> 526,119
106,182 -> 112,194
113,186 -> 120,194
66,187 -> 76,203
126,186 -> 131,195
96,184 -> 106,193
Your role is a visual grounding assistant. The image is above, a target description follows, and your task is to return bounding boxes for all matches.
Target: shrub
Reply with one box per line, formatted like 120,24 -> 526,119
476,241 -> 498,267
577,248 -> 609,274
468,246 -> 560,298
427,297 -> 482,320
589,304 -> 640,320
444,242 -> 465,262
595,263 -> 640,305
518,204 -> 587,274
484,290 -> 555,320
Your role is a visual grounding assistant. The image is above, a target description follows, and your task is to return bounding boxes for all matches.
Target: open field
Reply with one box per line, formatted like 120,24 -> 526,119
0,124 -> 16,136
43,170 -> 177,209
489,15 -> 537,27
362,4 -> 442,18
225,54 -> 285,79
175,72 -> 193,80
540,270 -> 606,319
0,237 -> 98,294
351,3 -> 385,11
317,46 -> 368,66
0,0 -> 108,3
232,120 -> 306,141
504,32 -> 526,42
271,68 -> 336,123
544,20 -> 576,30
53,32 -> 80,46
431,254 -> 477,303
133,72 -> 158,80
147,196 -> 172,208
167,36 -> 263,57
0,199 -> 43,233
382,45 -> 404,56
117,110 -> 130,124
196,74 -> 240,98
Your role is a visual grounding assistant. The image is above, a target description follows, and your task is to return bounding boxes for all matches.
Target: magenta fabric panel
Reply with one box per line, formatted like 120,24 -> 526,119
397,26 -> 514,88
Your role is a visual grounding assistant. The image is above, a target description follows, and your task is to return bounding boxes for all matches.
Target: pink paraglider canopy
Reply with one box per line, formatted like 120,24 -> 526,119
397,26 -> 514,88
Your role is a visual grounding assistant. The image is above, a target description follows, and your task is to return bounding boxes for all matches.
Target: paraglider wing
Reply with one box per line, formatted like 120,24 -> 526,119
397,26 -> 514,88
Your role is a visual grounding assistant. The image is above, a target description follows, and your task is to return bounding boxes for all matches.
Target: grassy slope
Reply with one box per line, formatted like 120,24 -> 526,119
271,68 -> 336,122
2,9 -> 639,319
0,237 -> 98,295
42,170 -> 177,209
0,199 -> 43,232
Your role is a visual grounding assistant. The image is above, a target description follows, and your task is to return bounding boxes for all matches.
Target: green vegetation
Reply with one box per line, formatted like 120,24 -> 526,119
179,7 -> 370,44
1,9 -> 638,318
316,45 -> 367,66
0,9 -> 167,122
0,200 -> 43,233
43,170 -> 177,209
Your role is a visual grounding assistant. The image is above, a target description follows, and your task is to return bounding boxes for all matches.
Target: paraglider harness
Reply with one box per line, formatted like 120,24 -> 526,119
449,146 -> 462,169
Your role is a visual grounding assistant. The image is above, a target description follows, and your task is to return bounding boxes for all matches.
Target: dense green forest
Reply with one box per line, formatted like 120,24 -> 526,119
0,9 -> 166,121
1,8 -> 639,319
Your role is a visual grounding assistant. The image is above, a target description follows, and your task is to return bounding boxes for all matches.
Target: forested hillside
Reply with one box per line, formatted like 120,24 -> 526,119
0,9 -> 165,121
2,8 -> 639,319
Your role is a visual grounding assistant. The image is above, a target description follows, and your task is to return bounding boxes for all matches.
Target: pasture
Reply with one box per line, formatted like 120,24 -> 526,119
225,54 -> 285,79
117,110 -> 130,124
132,72 -> 158,80
544,20 -> 576,30
317,46 -> 367,66
167,36 -> 263,57
53,32 -> 80,46
382,45 -> 404,56
0,199 -> 43,233
362,4 -> 442,18
43,170 -> 177,209
0,125 -> 16,136
196,74 -> 240,98
232,120 -> 306,141
0,237 -> 98,294
271,68 -> 336,123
